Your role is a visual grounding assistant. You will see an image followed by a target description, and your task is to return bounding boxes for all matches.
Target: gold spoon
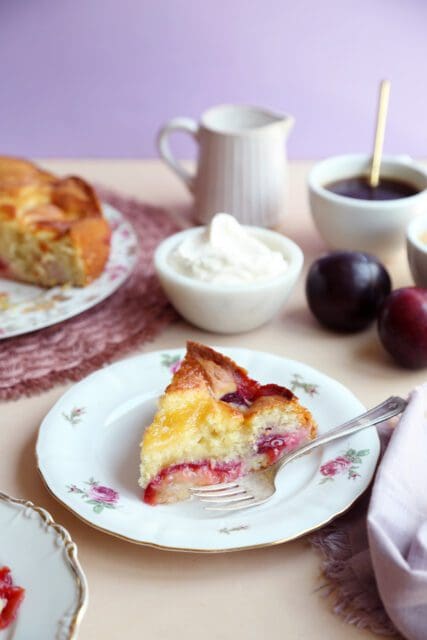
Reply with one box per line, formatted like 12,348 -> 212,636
369,79 -> 391,188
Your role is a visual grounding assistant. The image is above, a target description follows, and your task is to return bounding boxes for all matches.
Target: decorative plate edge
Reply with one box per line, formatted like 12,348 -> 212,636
36,452 -> 379,554
35,348 -> 381,553
0,491 -> 88,639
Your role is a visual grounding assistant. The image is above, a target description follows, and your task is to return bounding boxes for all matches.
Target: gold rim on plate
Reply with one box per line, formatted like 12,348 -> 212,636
35,347 -> 379,554
37,464 -> 372,554
0,491 -> 88,638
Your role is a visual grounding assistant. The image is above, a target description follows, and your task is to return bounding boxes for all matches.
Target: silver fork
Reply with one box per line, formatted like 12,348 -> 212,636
190,395 -> 407,512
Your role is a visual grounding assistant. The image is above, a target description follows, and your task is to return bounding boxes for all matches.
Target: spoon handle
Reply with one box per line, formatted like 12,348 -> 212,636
369,79 -> 391,188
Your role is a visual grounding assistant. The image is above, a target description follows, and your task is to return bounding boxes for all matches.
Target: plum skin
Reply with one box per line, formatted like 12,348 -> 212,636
378,287 -> 427,369
306,251 -> 392,332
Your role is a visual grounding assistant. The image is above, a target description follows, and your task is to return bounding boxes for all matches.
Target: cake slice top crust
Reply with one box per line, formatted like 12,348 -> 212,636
169,341 -> 296,404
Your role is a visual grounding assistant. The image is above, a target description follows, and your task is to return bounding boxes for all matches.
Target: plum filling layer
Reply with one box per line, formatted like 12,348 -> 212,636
143,460 -> 242,505
0,258 -> 12,278
143,428 -> 310,505
220,392 -> 250,407
220,381 -> 294,408
255,430 -> 308,464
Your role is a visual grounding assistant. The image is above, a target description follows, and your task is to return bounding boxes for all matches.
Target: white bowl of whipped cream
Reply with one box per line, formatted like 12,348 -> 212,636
154,213 -> 303,333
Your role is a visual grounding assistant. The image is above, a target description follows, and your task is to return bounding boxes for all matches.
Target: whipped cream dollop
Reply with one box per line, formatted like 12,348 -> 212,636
169,213 -> 288,284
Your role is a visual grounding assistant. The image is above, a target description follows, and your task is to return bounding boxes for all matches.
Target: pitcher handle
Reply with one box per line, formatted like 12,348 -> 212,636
157,117 -> 198,193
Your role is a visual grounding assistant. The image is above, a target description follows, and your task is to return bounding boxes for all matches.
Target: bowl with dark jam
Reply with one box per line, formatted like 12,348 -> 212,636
308,154 -> 427,256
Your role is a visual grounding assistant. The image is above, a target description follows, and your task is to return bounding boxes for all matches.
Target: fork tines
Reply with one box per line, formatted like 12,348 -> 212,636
190,484 -> 260,511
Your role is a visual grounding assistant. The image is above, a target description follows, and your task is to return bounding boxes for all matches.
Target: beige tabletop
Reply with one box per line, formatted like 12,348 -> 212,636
1,159 -> 424,639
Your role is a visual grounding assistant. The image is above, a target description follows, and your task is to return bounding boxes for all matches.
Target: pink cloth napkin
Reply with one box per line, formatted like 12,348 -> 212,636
310,427 -> 399,637
367,384 -> 427,640
310,389 -> 427,637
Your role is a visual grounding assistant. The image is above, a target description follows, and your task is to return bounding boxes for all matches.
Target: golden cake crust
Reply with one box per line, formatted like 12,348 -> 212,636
0,156 -> 111,287
162,341 -> 315,441
167,341 -> 265,399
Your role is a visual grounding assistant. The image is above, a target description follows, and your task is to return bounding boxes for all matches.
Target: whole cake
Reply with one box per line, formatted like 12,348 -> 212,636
0,156 -> 111,287
140,342 -> 317,505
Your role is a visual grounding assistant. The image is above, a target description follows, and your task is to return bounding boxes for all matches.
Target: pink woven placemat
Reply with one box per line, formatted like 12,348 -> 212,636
0,188 -> 180,401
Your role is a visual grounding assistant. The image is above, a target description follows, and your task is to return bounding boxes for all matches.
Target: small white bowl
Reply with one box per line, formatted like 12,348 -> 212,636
407,214 -> 427,287
154,226 -> 303,334
308,154 -> 427,257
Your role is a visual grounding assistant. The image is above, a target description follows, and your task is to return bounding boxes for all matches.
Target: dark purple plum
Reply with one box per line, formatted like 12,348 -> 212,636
378,287 -> 427,369
306,251 -> 392,332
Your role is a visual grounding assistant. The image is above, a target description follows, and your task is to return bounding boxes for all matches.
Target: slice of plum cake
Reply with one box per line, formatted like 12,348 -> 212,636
139,342 -> 317,505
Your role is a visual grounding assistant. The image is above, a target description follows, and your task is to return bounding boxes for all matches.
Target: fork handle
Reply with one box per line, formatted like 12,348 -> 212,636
275,395 -> 407,471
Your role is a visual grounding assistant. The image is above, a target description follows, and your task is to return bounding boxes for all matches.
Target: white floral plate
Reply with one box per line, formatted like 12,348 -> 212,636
0,204 -> 138,339
36,347 -> 380,553
0,492 -> 88,639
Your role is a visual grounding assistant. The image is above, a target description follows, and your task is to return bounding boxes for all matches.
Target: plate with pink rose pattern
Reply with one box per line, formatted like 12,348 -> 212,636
36,347 -> 380,553
0,203 -> 138,339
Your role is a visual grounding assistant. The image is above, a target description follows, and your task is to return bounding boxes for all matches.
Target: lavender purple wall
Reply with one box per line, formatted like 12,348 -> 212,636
1,0 -> 426,158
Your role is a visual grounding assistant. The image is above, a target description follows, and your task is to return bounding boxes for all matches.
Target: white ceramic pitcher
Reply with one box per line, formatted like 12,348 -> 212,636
157,104 -> 294,227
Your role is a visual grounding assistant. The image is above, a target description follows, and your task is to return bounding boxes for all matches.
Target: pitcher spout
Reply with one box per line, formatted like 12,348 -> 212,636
260,108 -> 295,137
277,112 -> 295,137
